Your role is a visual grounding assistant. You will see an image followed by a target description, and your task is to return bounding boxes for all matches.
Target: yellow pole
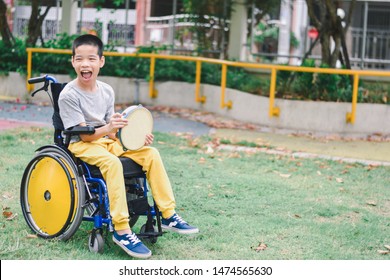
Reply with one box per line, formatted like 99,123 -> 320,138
195,60 -> 205,103
269,67 -> 280,117
26,49 -> 33,92
346,74 -> 359,123
220,63 -> 232,109
220,64 -> 227,108
149,56 -> 157,98
26,47 -> 390,125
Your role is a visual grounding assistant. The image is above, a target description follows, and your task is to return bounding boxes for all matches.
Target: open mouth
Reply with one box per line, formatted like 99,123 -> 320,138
81,70 -> 92,80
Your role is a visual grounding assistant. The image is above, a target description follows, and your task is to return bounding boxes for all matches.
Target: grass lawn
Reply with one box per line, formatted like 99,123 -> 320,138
0,127 -> 389,260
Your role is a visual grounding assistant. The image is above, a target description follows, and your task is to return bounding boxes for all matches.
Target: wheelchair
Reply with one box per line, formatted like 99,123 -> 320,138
20,75 -> 163,253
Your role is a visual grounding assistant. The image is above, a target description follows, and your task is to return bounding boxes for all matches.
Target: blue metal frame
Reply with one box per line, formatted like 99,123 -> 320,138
80,158 -> 159,232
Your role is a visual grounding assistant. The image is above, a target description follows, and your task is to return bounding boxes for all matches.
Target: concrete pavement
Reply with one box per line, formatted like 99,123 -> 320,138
212,128 -> 390,166
1,101 -> 389,166
0,101 -> 210,136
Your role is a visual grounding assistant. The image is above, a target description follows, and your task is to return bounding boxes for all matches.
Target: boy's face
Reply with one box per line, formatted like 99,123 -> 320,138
72,44 -> 105,86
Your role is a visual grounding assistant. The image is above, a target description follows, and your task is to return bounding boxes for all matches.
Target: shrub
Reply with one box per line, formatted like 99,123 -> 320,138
0,38 -> 27,75
0,35 -> 388,104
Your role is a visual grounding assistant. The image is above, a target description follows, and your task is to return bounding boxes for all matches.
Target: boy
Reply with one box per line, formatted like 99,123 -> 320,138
58,34 -> 198,259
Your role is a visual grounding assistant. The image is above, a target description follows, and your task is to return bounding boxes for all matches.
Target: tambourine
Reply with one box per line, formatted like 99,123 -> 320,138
117,105 -> 153,151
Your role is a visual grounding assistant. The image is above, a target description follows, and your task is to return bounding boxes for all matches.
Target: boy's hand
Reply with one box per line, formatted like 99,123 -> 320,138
145,133 -> 154,146
108,112 -> 128,133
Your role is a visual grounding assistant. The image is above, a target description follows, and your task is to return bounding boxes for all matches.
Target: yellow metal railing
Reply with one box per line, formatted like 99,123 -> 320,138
26,47 -> 390,124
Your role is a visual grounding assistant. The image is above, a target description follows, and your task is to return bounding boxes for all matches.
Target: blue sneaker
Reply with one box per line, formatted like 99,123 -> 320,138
162,213 -> 199,234
113,232 -> 152,259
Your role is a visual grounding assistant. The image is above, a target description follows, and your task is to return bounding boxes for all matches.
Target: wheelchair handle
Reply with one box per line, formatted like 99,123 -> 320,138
28,75 -> 58,84
28,75 -> 58,97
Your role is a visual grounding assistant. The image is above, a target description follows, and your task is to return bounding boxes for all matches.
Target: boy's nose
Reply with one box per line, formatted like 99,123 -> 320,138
81,60 -> 90,66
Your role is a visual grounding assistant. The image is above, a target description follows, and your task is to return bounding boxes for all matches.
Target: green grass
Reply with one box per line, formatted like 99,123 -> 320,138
0,127 -> 389,260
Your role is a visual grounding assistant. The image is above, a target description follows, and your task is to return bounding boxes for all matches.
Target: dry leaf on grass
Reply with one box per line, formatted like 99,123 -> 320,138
2,193 -> 13,199
376,243 -> 390,255
366,200 -> 377,206
253,242 -> 268,252
319,164 -> 329,169
336,178 -> 344,183
205,146 -> 214,154
365,165 -> 378,171
228,152 -> 241,158
2,206 -> 16,220
279,173 -> 292,179
3,211 -> 17,220
187,138 -> 201,148
377,250 -> 390,255
3,210 -> 13,218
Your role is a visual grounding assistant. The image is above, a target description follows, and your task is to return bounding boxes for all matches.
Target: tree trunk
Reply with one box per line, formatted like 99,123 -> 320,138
306,0 -> 355,68
26,0 -> 54,47
0,0 -> 15,47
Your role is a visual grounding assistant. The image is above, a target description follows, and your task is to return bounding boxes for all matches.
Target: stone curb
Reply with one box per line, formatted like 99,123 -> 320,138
217,144 -> 390,166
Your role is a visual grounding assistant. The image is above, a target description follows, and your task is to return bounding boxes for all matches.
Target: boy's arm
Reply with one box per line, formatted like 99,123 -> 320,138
79,113 -> 128,142
107,132 -> 118,140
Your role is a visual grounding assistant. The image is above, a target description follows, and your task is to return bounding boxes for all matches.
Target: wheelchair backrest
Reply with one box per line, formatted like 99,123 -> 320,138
50,82 -> 67,146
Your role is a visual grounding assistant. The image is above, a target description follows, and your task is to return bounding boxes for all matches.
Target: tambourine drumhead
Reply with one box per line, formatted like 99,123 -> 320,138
117,105 -> 153,151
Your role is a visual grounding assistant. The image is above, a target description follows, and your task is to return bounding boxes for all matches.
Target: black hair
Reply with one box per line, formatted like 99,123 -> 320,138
72,34 -> 104,57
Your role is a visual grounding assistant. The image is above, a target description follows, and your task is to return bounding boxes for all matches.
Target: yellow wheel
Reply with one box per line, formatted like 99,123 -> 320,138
20,147 -> 85,240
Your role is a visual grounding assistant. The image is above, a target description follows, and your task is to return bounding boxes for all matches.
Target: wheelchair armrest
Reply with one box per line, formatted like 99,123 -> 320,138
63,126 -> 95,135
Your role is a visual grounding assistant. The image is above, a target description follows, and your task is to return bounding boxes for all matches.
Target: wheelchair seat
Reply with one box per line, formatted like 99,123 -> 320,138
84,156 -> 145,178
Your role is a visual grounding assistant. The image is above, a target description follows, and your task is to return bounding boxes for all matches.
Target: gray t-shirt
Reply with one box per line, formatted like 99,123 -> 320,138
58,79 -> 115,141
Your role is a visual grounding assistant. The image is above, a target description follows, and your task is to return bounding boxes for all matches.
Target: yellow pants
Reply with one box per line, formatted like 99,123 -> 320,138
69,138 -> 176,231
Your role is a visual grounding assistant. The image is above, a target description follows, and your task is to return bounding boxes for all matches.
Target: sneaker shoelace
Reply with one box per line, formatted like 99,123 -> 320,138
126,233 -> 141,245
173,214 -> 187,225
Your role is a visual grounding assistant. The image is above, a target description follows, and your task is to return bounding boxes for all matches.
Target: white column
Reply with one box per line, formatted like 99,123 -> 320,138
291,0 -> 308,65
227,0 -> 247,61
61,0 -> 78,34
277,0 -> 291,64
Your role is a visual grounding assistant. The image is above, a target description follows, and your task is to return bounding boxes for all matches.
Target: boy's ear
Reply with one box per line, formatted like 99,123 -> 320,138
100,56 -> 105,68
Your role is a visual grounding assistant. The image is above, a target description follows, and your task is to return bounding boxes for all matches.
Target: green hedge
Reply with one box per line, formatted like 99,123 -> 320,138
0,34 -> 388,104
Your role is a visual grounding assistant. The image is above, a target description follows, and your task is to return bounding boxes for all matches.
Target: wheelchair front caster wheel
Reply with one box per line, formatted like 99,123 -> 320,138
88,232 -> 104,254
140,223 -> 158,244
